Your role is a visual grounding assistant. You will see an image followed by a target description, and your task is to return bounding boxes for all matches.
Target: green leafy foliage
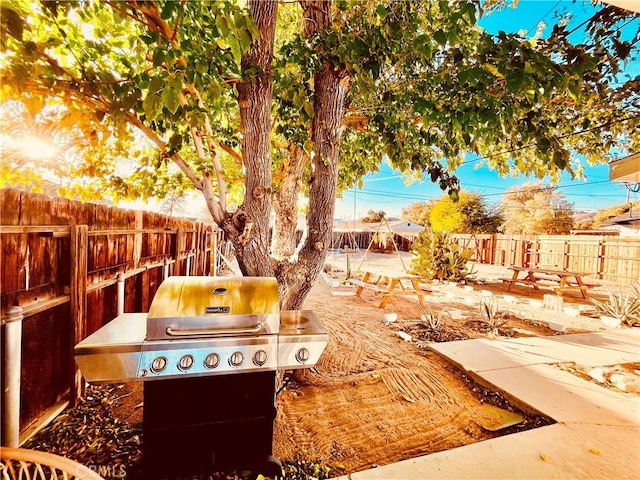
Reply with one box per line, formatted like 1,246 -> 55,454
410,230 -> 476,282
0,99 -> 154,201
428,191 -> 503,234
0,0 -> 638,309
0,0 -> 255,202
1,0 -> 638,204
402,193 -> 503,233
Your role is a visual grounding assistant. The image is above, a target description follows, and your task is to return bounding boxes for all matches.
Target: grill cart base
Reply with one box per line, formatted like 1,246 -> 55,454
142,372 -> 281,479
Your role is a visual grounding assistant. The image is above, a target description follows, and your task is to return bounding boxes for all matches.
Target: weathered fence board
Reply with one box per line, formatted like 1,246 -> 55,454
19,304 -> 71,432
0,189 -> 216,444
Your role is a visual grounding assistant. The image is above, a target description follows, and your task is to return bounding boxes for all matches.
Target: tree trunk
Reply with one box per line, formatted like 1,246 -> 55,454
272,145 -> 308,259
226,0 -> 278,277
220,0 -> 350,311
277,0 -> 351,310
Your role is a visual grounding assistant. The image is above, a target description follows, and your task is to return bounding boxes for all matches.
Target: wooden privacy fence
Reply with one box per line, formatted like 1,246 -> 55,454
0,189 -> 219,446
330,230 -> 418,253
450,234 -> 640,283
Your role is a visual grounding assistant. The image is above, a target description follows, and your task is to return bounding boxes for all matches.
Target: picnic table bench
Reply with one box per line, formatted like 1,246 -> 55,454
348,270 -> 431,308
501,266 -> 598,299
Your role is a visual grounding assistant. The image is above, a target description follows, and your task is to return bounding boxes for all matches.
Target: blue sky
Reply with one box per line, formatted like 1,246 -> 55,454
334,1 -> 640,220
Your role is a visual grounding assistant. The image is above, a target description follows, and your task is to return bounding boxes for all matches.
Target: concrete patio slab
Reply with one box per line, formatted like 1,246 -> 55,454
541,329 -> 640,356
500,333 -> 640,367
332,329 -> 640,480
480,363 -> 640,425
337,423 -> 640,480
427,338 -> 560,372
429,329 -> 640,373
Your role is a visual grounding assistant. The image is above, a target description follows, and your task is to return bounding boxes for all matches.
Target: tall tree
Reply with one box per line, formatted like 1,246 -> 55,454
361,210 -> 386,223
1,0 -> 638,308
401,201 -> 434,228
429,191 -> 503,233
501,182 -> 574,234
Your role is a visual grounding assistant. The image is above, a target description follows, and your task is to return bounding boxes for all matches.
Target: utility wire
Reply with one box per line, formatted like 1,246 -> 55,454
457,115 -> 640,167
526,0 -> 562,35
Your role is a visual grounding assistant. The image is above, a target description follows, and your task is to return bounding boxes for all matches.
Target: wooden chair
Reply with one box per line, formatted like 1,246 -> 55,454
0,447 -> 105,480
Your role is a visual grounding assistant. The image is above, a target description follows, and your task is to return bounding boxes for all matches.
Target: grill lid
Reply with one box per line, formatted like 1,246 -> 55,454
146,276 -> 280,341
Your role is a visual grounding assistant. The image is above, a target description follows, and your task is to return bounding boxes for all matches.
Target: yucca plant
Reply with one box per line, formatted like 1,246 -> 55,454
591,287 -> 640,327
479,297 -> 508,336
416,301 -> 449,332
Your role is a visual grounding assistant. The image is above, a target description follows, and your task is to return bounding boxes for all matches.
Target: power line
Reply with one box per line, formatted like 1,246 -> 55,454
341,178 -> 630,205
457,115 -> 639,167
527,0 -> 562,35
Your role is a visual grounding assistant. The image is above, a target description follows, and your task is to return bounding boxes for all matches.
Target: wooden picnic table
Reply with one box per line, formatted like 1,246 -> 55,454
503,266 -> 597,299
348,270 -> 431,308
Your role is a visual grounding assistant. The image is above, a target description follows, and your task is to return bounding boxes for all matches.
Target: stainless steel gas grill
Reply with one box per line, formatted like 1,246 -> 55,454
74,276 -> 328,479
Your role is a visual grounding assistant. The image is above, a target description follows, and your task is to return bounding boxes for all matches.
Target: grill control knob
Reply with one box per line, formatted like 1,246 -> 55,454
295,347 -> 310,364
204,353 -> 220,369
229,351 -> 244,367
178,354 -> 194,371
150,356 -> 168,373
253,350 -> 268,366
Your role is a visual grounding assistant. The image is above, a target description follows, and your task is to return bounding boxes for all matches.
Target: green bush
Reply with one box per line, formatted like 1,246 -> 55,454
410,230 -> 475,282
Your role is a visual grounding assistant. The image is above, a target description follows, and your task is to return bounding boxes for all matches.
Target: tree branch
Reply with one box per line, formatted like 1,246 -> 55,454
125,112 -> 204,190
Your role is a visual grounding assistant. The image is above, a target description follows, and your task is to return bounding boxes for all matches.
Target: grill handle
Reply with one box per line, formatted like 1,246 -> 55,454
165,323 -> 263,337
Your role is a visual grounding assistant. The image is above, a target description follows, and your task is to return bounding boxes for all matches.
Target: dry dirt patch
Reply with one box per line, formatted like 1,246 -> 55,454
271,278 -> 553,474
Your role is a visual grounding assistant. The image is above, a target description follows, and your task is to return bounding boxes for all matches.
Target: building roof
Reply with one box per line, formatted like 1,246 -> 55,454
600,209 -> 640,226
609,153 -> 640,182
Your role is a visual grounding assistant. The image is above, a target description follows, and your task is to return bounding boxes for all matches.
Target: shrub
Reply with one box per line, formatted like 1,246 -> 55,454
416,302 -> 448,332
591,286 -> 640,327
410,230 -> 475,282
479,297 -> 508,335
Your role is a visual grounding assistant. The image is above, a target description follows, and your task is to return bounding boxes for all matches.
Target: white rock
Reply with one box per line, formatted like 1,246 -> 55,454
609,373 -> 628,391
396,331 -> 412,342
384,313 -> 398,324
588,367 -> 605,383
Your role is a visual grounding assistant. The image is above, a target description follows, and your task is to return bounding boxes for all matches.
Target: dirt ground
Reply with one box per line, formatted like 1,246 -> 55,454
271,253 -> 635,473
25,253 -> 638,478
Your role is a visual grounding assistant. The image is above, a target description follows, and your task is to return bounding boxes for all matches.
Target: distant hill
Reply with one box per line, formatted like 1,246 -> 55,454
573,210 -> 597,225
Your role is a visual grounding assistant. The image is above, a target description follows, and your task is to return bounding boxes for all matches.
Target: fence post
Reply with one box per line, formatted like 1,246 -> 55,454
174,228 -> 184,275
70,224 -> 88,406
117,272 -> 125,315
211,230 -> 218,277
134,211 -> 143,269
598,238 -> 606,280
1,306 -> 23,447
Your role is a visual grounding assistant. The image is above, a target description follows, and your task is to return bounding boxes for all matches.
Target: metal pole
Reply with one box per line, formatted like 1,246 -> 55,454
117,273 -> 125,316
164,260 -> 170,280
212,231 -> 218,277
2,306 -> 23,447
